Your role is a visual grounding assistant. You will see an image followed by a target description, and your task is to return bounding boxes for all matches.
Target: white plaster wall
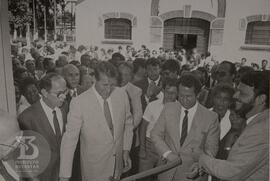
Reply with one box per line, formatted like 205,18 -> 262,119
159,0 -> 218,17
213,0 -> 270,64
76,0 -> 151,50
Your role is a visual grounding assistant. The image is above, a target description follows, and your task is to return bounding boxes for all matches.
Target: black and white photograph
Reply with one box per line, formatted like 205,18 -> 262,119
0,0 -> 269,180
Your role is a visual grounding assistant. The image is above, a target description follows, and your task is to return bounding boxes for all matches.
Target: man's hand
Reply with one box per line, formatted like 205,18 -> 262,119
166,152 -> 181,162
186,162 -> 199,179
123,150 -> 132,173
59,177 -> 69,181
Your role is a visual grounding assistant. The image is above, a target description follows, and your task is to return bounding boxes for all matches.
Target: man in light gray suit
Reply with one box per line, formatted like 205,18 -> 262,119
198,71 -> 269,181
151,74 -> 220,181
59,62 -> 134,181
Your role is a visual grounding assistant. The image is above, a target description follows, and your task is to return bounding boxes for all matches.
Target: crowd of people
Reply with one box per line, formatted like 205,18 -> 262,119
0,39 -> 269,181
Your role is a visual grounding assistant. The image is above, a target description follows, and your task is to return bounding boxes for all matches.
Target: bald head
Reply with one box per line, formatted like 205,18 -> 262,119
62,64 -> 80,89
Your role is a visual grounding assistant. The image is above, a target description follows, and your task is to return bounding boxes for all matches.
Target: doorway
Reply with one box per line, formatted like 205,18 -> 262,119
174,34 -> 197,51
163,18 -> 210,54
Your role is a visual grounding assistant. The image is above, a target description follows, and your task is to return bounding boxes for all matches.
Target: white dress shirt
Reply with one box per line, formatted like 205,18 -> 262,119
40,98 -> 64,134
92,85 -> 114,121
179,102 -> 199,139
163,102 -> 199,158
246,113 -> 259,125
210,108 -> 231,140
143,99 -> 164,138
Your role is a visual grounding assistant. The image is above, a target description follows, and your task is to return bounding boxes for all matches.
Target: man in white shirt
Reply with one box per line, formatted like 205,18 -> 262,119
59,62 -> 133,181
210,84 -> 235,140
151,74 -> 220,181
198,71 -> 269,181
18,73 -> 68,181
139,78 -> 178,181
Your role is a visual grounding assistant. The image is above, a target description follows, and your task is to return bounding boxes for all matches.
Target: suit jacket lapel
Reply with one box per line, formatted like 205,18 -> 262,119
60,107 -> 67,134
170,103 -> 181,152
34,102 -> 58,147
90,88 -> 114,141
110,90 -> 121,140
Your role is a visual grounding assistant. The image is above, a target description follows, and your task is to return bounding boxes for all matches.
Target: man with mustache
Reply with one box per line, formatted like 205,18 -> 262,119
198,71 -> 269,181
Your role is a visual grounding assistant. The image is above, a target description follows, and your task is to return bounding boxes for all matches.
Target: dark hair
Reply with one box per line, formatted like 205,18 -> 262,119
94,62 -> 119,81
162,77 -> 178,90
39,73 -> 62,92
240,71 -> 269,108
145,57 -> 161,68
43,57 -> 54,70
162,59 -> 180,75
262,59 -> 268,64
196,67 -> 209,85
69,60 -> 81,67
133,58 -> 146,74
56,55 -> 68,68
20,77 -> 39,96
80,54 -> 91,65
220,60 -> 236,75
229,101 -> 246,119
178,73 -> 202,95
119,62 -> 134,72
77,45 -> 86,52
13,67 -> 28,80
110,53 -> 125,67
237,66 -> 254,75
211,83 -> 235,100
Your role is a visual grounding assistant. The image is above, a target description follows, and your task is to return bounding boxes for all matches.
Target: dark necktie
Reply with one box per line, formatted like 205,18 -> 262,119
0,161 -> 17,181
52,110 -> 62,143
104,99 -> 114,136
180,110 -> 189,146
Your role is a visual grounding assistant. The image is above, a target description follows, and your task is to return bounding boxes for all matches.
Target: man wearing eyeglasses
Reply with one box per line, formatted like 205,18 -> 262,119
18,73 -> 68,181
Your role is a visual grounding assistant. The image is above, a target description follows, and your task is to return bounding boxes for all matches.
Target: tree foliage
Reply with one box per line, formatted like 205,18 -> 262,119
8,0 -> 32,28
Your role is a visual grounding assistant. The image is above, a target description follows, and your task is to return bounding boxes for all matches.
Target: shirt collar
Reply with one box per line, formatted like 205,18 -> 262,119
92,84 -> 112,101
148,76 -> 161,85
246,113 -> 259,125
122,82 -> 129,90
93,84 -> 103,100
181,101 -> 198,114
40,97 -> 58,112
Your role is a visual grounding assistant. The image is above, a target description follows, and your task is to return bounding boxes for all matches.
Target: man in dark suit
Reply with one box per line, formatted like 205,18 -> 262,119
18,73 -> 68,181
134,57 -> 163,112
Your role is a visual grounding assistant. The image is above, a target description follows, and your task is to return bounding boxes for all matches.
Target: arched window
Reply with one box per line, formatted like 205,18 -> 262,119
105,18 -> 132,40
245,21 -> 270,45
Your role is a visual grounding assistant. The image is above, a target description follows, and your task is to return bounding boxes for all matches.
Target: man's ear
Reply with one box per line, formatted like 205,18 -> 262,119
40,88 -> 48,98
255,94 -> 267,106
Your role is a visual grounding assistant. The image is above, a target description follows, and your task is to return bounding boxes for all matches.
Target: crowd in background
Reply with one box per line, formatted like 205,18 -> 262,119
6,39 -> 269,181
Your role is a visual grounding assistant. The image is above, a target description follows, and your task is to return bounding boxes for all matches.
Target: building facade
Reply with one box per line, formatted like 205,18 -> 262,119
76,0 -> 270,64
